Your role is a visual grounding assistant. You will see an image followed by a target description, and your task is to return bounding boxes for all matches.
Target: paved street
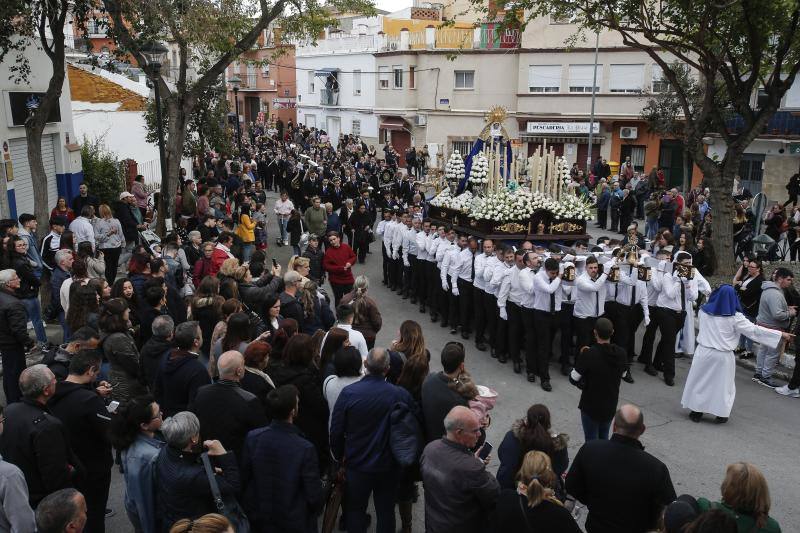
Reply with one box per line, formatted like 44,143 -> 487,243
101,193 -> 800,532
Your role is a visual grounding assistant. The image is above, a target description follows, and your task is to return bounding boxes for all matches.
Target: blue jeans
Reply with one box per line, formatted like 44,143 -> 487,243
738,314 -> 756,352
278,217 -> 289,242
241,244 -> 254,262
21,297 -> 48,344
292,245 -> 301,256
646,219 -> 659,240
345,468 -> 397,533
581,410 -> 611,441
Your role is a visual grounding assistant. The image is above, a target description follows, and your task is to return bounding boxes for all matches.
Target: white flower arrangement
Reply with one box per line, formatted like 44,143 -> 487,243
430,188 -> 474,212
445,151 -> 465,182
429,188 -> 452,207
557,156 -> 572,188
468,151 -> 490,185
557,194 -> 594,220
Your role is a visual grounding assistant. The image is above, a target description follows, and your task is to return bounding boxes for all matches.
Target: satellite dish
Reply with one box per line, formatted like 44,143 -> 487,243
752,192 -> 768,235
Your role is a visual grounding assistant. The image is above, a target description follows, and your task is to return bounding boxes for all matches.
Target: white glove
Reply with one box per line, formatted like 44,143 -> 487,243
404,260 -> 410,267
392,253 -> 399,260
452,286 -> 459,296
644,316 -> 650,327
499,306 -> 508,320
442,281 -> 449,291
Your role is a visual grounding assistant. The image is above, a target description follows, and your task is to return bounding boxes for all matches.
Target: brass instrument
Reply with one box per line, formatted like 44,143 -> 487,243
673,262 -> 695,279
562,265 -> 576,281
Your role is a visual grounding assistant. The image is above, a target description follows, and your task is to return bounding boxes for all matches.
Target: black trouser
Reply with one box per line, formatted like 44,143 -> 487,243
495,304 -> 509,357
382,244 -> 391,284
533,310 -> 556,380
429,264 -> 441,316
415,257 -> 427,306
655,308 -> 686,380
483,292 -> 498,347
597,209 -> 607,228
353,238 -> 368,264
473,286 -> 487,343
521,307 -> 538,373
1,348 -> 25,403
102,246 -> 122,284
344,229 -> 354,246
448,276 -> 460,328
403,254 -> 416,296
619,214 -> 632,234
617,304 -> 643,360
440,274 -> 452,326
638,306 -> 660,363
456,278 -> 472,333
507,302 -> 524,363
331,283 -> 354,307
610,208 -> 619,232
79,468 -> 111,533
574,316 -> 598,354
558,303 -> 575,365
392,250 -> 404,291
789,352 -> 800,389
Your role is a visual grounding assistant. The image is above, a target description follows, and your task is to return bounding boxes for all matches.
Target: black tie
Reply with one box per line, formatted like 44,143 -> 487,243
595,291 -> 599,317
471,254 -> 475,282
629,267 -> 636,306
680,281 -> 686,314
550,278 -> 556,313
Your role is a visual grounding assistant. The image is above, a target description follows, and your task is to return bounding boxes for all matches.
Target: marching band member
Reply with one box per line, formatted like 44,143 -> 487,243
532,257 -> 562,392
401,216 -> 421,302
675,268 -> 712,358
558,256 -> 578,376
425,225 -> 445,321
390,211 -> 407,293
443,234 -> 467,335
435,227 -> 457,329
455,237 -> 478,340
519,252 -> 540,384
637,248 -> 672,374
572,255 -> 609,354
499,250 -> 531,375
415,219 -> 433,313
612,250 -> 651,383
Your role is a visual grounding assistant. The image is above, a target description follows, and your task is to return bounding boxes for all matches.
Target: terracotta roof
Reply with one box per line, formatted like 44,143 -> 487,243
67,64 -> 147,111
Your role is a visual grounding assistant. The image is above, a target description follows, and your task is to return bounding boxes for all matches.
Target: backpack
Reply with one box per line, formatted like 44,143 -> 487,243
389,401 -> 423,468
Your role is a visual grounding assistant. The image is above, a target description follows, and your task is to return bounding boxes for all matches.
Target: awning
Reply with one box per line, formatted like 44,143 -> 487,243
314,68 -> 339,77
380,117 -> 408,131
519,134 -> 605,144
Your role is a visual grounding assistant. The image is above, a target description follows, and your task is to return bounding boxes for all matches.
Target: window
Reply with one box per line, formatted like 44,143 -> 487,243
620,145 -> 646,172
247,64 -> 256,87
171,50 -> 178,67
393,66 -> 403,89
308,71 -> 315,93
261,63 -> 270,77
305,114 -> 316,128
454,70 -> 475,90
756,88 -> 769,109
739,154 -> 764,184
409,66 -> 416,89
379,128 -> 388,144
528,65 -> 561,93
353,69 -> 361,95
609,64 -> 644,93
568,64 -> 602,93
378,66 -> 389,89
452,140 -> 474,157
651,64 -> 669,93
785,79 -> 800,108
352,119 -> 361,136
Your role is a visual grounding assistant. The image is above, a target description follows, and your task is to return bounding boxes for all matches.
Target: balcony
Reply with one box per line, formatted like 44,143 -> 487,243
320,88 -> 339,106
726,110 -> 800,138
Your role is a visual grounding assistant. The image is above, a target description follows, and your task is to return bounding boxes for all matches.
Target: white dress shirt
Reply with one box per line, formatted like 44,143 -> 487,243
456,247 -> 474,282
416,230 -> 430,261
532,269 -> 563,312
656,269 -> 698,312
573,272 -> 609,319
473,253 -> 490,291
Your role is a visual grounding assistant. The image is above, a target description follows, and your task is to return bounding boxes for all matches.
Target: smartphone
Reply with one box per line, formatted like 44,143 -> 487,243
272,258 -> 279,268
107,401 -> 120,414
478,442 -> 493,461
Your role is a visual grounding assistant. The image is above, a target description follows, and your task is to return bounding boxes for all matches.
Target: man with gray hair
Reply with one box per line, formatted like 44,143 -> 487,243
191,351 -> 267,458
330,347 -> 417,532
154,321 -> 211,418
1,365 -> 81,507
0,269 -> 34,403
279,270 -> 305,328
50,250 -> 73,339
35,488 -> 87,533
139,314 -> 174,389
420,406 -> 499,533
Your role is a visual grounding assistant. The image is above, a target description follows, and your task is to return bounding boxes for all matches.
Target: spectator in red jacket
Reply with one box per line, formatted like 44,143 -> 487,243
192,241 -> 215,287
322,231 -> 356,306
210,232 -> 236,276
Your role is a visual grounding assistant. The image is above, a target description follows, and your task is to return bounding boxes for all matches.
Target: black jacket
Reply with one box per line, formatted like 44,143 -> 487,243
566,434 -> 676,533
153,349 -> 212,418
737,274 -> 764,318
1,399 -> 82,506
573,342 -> 627,423
0,290 -> 33,351
240,369 -> 275,412
190,380 -> 268,459
114,200 -> 141,242
239,275 -> 283,316
139,335 -> 172,390
11,254 -> 40,300
490,491 -> 581,532
279,291 -> 305,330
421,372 -> 469,442
48,381 -> 113,474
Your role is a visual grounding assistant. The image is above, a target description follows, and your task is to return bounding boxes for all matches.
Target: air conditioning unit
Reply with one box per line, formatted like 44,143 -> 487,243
355,89 -> 361,95
415,114 -> 427,126
620,126 -> 638,139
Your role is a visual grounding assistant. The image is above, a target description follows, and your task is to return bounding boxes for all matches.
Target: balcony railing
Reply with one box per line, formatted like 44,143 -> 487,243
726,110 -> 800,138
320,88 -> 339,106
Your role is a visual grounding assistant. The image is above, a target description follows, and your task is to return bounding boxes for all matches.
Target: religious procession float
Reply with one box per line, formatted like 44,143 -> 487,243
428,107 -> 592,242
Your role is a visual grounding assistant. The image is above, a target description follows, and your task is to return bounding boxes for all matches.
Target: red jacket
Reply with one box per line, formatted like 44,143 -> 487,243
323,244 -> 357,285
210,247 -> 232,276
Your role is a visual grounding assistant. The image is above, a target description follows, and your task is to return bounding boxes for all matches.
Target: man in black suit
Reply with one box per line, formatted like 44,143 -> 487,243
565,404 -> 676,533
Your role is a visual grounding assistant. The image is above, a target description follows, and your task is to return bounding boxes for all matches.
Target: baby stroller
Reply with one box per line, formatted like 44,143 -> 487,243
139,229 -> 162,256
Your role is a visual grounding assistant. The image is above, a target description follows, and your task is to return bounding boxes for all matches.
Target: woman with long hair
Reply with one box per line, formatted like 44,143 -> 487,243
210,312 -> 251,372
340,275 -> 382,349
99,298 -> 148,405
235,203 -> 256,262
322,346 -> 362,421
108,395 -> 165,533
89,277 -> 112,302
733,259 -> 764,358
59,229 -> 75,253
50,196 -> 75,223
491,451 -> 581,531
696,462 -> 780,532
241,341 -> 275,408
263,293 -> 282,335
318,327 -> 349,378
127,253 -> 151,298
299,280 -> 334,335
6,235 -> 48,345
77,241 -> 106,280
673,232 -> 696,259
189,276 -> 225,360
694,237 -> 715,276
386,319 -> 429,385
111,277 -> 140,335
267,318 -> 298,366
496,404 -> 570,491
94,203 -> 125,284
67,284 -> 101,333
209,298 -> 242,352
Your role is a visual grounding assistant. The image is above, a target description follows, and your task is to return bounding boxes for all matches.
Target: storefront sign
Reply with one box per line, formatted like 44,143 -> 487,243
526,122 -> 599,135
272,97 -> 296,109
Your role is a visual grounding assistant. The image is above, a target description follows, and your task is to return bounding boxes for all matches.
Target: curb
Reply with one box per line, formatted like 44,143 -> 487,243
733,355 -> 792,382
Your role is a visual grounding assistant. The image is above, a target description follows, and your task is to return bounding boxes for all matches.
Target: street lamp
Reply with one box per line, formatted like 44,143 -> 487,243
228,74 -> 242,154
140,41 -> 169,233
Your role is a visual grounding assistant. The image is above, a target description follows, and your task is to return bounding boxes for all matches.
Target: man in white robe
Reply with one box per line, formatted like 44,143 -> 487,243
681,285 -> 791,423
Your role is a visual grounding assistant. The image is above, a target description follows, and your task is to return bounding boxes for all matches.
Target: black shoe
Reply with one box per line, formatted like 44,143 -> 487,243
461,331 -> 470,340
476,342 -> 487,352
541,380 -> 552,392
675,352 -> 687,359
635,355 -> 647,364
513,360 -> 522,373
498,354 -> 507,363
419,305 -> 426,313
664,376 -> 675,386
689,411 -> 703,423
491,349 -> 498,359
644,365 -> 658,376
402,294 -> 409,300
105,508 -> 116,518
715,417 -> 729,424
450,328 -> 458,335
622,370 -> 635,384
560,363 -> 571,376
410,298 -> 417,304
527,372 -> 536,383
430,314 -> 438,323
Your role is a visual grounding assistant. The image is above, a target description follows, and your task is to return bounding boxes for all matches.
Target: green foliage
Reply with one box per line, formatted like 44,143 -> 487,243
80,137 -> 124,206
641,62 -> 705,138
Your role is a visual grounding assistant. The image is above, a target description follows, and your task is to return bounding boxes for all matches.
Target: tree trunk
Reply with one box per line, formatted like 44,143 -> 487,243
24,126 -> 51,227
156,100 -> 190,236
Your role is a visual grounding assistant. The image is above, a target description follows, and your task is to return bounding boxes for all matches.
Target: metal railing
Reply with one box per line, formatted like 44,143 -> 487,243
726,110 -> 800,137
296,35 -> 379,55
320,88 -> 339,106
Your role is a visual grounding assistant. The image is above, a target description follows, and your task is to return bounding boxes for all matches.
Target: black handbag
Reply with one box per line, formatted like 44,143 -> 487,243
201,453 -> 251,533
241,302 -> 267,338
